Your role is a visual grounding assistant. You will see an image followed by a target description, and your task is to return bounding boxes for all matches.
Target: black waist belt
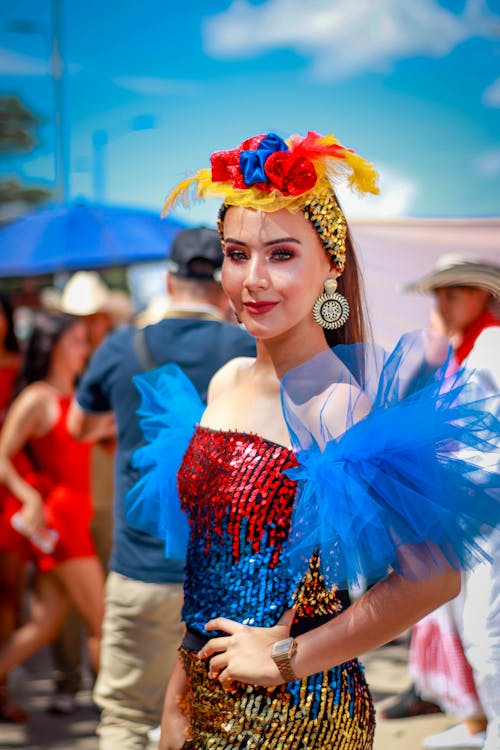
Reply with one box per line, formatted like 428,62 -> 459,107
181,612 -> 336,652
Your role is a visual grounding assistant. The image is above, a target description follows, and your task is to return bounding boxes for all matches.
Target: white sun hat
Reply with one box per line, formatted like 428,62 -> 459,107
59,271 -> 110,316
403,253 -> 500,299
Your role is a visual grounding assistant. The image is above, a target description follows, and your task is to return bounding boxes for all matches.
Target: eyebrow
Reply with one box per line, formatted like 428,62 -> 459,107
224,236 -> 302,247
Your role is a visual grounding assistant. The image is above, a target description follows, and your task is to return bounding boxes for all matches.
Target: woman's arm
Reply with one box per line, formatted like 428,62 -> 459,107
201,566 -> 460,688
159,656 -> 189,750
0,386 -> 49,535
292,567 -> 460,677
67,398 -> 116,442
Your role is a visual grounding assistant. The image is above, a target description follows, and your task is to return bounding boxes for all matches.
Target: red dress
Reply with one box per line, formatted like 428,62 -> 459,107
0,394 -> 95,572
0,362 -> 18,426
0,361 -> 31,558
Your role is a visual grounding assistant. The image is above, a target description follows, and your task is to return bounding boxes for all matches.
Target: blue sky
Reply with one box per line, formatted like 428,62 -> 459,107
1,0 -> 499,225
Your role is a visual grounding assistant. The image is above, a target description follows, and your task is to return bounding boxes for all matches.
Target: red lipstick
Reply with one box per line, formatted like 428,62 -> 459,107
243,301 -> 279,315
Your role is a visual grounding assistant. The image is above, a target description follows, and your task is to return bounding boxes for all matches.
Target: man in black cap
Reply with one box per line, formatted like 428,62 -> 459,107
67,227 -> 255,750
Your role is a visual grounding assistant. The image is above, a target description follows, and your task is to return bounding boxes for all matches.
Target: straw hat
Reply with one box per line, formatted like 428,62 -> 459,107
403,254 -> 500,299
59,271 -> 110,316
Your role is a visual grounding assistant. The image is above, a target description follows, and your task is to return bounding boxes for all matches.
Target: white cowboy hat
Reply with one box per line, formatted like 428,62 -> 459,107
403,253 -> 500,299
59,271 -> 110,316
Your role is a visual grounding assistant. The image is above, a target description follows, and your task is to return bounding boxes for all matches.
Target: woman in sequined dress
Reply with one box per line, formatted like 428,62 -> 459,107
127,131 -> 498,750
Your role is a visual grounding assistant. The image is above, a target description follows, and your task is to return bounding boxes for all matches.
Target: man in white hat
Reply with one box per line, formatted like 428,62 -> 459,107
401,254 -> 500,750
404,253 -> 500,366
59,271 -> 116,352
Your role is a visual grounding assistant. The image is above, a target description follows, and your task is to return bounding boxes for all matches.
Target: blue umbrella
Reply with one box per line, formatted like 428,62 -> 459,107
0,201 -> 187,276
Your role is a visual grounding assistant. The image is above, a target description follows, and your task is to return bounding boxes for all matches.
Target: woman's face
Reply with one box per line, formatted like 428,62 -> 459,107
221,207 -> 335,341
53,321 -> 89,377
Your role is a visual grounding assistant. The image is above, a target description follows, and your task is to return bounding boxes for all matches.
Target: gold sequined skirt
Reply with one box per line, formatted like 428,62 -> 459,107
179,648 -> 375,749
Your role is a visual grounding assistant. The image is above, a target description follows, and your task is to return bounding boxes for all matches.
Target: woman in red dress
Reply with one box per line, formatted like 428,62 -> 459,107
0,310 -> 104,710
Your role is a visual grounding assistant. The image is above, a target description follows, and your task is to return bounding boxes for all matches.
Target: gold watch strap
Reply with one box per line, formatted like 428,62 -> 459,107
272,638 -> 297,683
275,656 -> 297,683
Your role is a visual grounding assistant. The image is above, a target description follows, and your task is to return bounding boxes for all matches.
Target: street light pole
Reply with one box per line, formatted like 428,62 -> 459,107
5,4 -> 69,203
51,0 -> 68,203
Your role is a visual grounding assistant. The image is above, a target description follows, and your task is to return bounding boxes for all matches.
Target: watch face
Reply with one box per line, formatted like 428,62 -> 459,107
273,638 -> 293,656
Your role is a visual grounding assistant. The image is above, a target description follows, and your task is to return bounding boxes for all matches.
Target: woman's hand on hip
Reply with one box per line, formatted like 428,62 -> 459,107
199,608 -> 296,689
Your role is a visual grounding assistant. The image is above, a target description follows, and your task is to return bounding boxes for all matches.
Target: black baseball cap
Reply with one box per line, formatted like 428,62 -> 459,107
166,227 -> 223,280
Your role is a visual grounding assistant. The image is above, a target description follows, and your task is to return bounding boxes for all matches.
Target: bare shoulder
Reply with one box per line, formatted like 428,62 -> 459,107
207,356 -> 255,404
10,382 -> 51,410
6,382 -> 58,434
292,381 -> 370,444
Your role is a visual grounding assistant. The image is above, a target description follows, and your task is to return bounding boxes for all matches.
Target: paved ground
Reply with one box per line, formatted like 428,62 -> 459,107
1,638 -> 455,750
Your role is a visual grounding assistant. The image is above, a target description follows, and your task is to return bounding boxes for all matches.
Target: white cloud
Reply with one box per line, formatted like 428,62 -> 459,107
482,78 -> 500,107
473,149 -> 500,176
114,76 -> 199,96
203,0 -> 498,79
0,47 -> 49,76
337,165 -> 418,217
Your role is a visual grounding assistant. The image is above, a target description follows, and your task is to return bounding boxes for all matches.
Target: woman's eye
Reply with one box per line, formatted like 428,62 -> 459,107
270,248 -> 294,261
226,249 -> 248,261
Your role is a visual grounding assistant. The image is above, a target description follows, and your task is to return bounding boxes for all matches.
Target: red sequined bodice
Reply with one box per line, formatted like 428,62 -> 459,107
178,425 -> 340,635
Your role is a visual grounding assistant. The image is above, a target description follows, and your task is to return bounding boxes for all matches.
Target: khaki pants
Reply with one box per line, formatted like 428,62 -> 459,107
94,571 -> 184,750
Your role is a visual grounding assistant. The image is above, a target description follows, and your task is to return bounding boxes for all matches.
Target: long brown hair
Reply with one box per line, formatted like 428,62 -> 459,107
14,311 -> 79,396
324,227 -> 370,347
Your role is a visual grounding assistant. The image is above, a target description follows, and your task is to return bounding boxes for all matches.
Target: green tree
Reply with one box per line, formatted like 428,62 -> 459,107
0,95 -> 51,225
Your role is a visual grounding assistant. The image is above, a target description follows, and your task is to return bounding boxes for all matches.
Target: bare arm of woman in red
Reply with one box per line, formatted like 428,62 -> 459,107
0,383 -> 55,536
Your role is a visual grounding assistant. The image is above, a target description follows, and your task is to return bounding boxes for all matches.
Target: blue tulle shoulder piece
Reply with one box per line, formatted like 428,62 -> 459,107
125,363 -> 204,560
281,330 -> 500,589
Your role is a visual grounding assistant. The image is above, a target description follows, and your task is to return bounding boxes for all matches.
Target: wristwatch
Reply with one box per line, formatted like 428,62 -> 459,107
271,637 -> 297,682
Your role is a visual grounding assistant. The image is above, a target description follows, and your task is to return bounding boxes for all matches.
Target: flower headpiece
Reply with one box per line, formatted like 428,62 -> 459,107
162,130 -> 379,270
163,130 -> 378,215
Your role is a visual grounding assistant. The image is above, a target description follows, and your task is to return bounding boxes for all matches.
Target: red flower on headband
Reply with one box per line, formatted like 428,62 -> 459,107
211,135 -> 267,186
264,151 -> 317,195
211,149 -> 239,182
210,133 -> 318,194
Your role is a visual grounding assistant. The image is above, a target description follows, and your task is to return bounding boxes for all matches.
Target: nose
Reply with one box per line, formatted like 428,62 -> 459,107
244,255 -> 270,292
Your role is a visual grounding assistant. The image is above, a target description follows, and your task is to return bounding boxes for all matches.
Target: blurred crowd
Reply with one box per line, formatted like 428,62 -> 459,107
0,270 -> 131,720
0,227 -> 255,749
0,242 -> 498,750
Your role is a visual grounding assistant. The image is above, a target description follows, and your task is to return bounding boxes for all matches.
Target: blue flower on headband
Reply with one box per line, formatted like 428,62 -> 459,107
239,133 -> 288,185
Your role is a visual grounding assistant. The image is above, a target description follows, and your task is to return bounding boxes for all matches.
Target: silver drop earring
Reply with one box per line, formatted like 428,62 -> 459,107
312,278 -> 350,330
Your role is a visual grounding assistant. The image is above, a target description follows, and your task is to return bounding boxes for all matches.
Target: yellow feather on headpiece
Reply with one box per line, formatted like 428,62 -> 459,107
161,131 -> 378,216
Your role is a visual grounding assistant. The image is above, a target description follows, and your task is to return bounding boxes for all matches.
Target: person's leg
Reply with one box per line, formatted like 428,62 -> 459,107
51,556 -> 105,676
0,572 -> 69,678
421,584 -> 490,750
0,551 -> 27,722
90,442 -> 114,573
49,445 -> 113,711
94,572 -> 184,750
49,607 -> 83,713
463,530 -> 500,750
